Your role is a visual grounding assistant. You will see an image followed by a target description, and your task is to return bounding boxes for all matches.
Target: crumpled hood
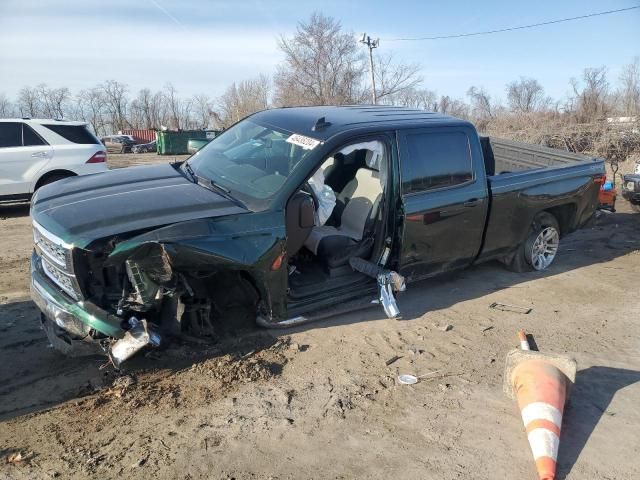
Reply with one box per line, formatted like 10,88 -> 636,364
31,164 -> 247,248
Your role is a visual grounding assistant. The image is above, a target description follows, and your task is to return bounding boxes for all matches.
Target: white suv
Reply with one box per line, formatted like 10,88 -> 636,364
0,118 -> 108,202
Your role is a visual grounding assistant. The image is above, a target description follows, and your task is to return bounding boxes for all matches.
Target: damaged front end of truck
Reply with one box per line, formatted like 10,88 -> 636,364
31,212 -> 288,367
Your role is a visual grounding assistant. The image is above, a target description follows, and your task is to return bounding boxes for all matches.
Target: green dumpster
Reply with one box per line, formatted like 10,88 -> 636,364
156,130 -> 208,155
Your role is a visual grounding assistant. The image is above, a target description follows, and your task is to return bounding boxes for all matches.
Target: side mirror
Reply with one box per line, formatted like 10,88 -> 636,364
299,195 -> 315,228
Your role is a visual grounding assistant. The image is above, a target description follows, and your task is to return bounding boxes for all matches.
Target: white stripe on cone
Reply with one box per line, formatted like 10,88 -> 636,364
520,402 -> 562,428
527,428 -> 560,460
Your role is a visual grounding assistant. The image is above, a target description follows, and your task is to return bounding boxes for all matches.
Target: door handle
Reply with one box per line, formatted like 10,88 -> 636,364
31,151 -> 48,158
463,198 -> 481,207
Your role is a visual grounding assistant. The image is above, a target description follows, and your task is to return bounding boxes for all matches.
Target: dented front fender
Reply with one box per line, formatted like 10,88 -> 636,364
104,211 -> 289,320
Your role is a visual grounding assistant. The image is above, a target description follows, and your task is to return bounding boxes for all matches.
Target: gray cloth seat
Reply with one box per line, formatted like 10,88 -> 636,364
304,167 -> 383,263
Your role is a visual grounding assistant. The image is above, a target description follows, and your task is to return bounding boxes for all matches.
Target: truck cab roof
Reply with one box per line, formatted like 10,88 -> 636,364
250,105 -> 472,141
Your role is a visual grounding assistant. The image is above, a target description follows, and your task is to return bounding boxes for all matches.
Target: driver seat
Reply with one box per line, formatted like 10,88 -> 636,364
304,166 -> 382,268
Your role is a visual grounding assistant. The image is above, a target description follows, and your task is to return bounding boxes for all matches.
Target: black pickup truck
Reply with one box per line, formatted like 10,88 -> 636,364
30,106 -> 604,364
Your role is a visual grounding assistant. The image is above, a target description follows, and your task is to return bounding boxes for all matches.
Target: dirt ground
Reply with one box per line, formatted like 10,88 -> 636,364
1,153 -> 639,480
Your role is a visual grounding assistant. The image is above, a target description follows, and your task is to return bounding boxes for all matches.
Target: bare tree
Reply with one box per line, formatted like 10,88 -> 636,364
506,77 -> 549,113
570,66 -> 610,121
17,86 -> 41,117
164,83 -> 181,129
385,87 -> 437,110
151,90 -> 169,129
161,83 -> 196,129
34,84 -> 71,119
0,93 -> 15,117
179,96 -> 194,129
467,86 -> 496,121
437,95 -> 470,118
138,88 -> 155,128
127,88 -> 169,130
192,94 -> 213,129
274,12 -> 365,106
76,87 -> 107,135
99,80 -> 130,133
373,52 -> 422,103
618,57 -> 640,116
128,97 -> 144,130
215,75 -> 270,128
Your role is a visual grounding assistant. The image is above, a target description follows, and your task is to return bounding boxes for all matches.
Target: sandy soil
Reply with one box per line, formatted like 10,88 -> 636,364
1,154 -> 639,479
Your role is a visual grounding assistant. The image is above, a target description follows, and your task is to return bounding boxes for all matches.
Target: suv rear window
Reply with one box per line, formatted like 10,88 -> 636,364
0,122 -> 22,148
42,124 -> 100,144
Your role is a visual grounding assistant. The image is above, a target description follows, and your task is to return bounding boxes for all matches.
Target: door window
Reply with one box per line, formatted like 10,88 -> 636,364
400,131 -> 473,194
23,124 -> 47,146
0,122 -> 22,148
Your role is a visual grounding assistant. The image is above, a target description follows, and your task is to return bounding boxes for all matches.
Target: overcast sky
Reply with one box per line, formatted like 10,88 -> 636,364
0,0 -> 638,103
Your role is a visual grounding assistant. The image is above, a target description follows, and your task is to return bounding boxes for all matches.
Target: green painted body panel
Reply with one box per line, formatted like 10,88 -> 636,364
31,252 -> 124,338
106,210 -> 290,323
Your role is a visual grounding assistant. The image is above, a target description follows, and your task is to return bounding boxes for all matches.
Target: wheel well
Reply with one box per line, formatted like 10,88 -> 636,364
198,270 -> 261,309
543,204 -> 577,237
35,170 -> 77,190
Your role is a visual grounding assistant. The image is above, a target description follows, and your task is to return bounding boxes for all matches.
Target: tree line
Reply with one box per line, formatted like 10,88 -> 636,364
0,12 -> 638,165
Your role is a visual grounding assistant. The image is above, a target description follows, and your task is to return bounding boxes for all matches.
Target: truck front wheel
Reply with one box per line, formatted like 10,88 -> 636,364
506,212 -> 560,272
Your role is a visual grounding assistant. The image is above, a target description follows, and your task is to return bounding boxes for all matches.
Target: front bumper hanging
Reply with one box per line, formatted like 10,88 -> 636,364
30,251 -> 125,339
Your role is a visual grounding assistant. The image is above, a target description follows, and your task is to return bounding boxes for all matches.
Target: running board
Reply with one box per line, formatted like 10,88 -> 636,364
257,296 -> 376,328
259,260 -> 407,327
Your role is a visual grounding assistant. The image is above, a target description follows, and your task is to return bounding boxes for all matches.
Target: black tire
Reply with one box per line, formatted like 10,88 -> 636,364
506,212 -> 560,273
36,173 -> 74,190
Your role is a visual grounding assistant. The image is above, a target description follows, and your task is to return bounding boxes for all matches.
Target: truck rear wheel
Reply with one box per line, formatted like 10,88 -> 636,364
506,212 -> 560,272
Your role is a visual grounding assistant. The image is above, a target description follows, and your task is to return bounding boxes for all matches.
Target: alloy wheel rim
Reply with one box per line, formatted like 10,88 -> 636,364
530,227 -> 559,270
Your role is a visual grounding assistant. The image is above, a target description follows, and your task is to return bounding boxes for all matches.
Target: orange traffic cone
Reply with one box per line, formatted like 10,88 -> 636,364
504,332 -> 577,480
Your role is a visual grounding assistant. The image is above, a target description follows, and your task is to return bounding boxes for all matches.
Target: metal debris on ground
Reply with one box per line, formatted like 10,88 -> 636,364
385,355 -> 402,366
489,302 -> 532,314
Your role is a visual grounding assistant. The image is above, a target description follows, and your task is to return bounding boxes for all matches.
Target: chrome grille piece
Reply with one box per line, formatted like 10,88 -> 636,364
33,220 -> 82,300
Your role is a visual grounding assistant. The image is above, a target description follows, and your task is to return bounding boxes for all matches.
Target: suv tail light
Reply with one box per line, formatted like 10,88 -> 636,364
87,151 -> 107,163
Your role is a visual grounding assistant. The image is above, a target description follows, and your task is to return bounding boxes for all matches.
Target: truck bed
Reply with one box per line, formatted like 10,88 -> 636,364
477,136 -> 604,264
481,136 -> 596,175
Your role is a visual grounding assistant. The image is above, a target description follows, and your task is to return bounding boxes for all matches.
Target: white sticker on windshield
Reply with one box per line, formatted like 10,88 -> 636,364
286,133 -> 321,150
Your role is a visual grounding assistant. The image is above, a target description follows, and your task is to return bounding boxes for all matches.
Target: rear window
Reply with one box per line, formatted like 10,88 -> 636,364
400,131 -> 473,194
0,122 -> 22,148
42,124 -> 100,144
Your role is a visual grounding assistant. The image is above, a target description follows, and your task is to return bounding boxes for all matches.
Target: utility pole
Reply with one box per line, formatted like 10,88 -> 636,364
360,33 -> 379,104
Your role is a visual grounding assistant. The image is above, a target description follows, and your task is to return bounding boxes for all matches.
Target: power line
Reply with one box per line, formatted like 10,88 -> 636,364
386,6 -> 640,41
